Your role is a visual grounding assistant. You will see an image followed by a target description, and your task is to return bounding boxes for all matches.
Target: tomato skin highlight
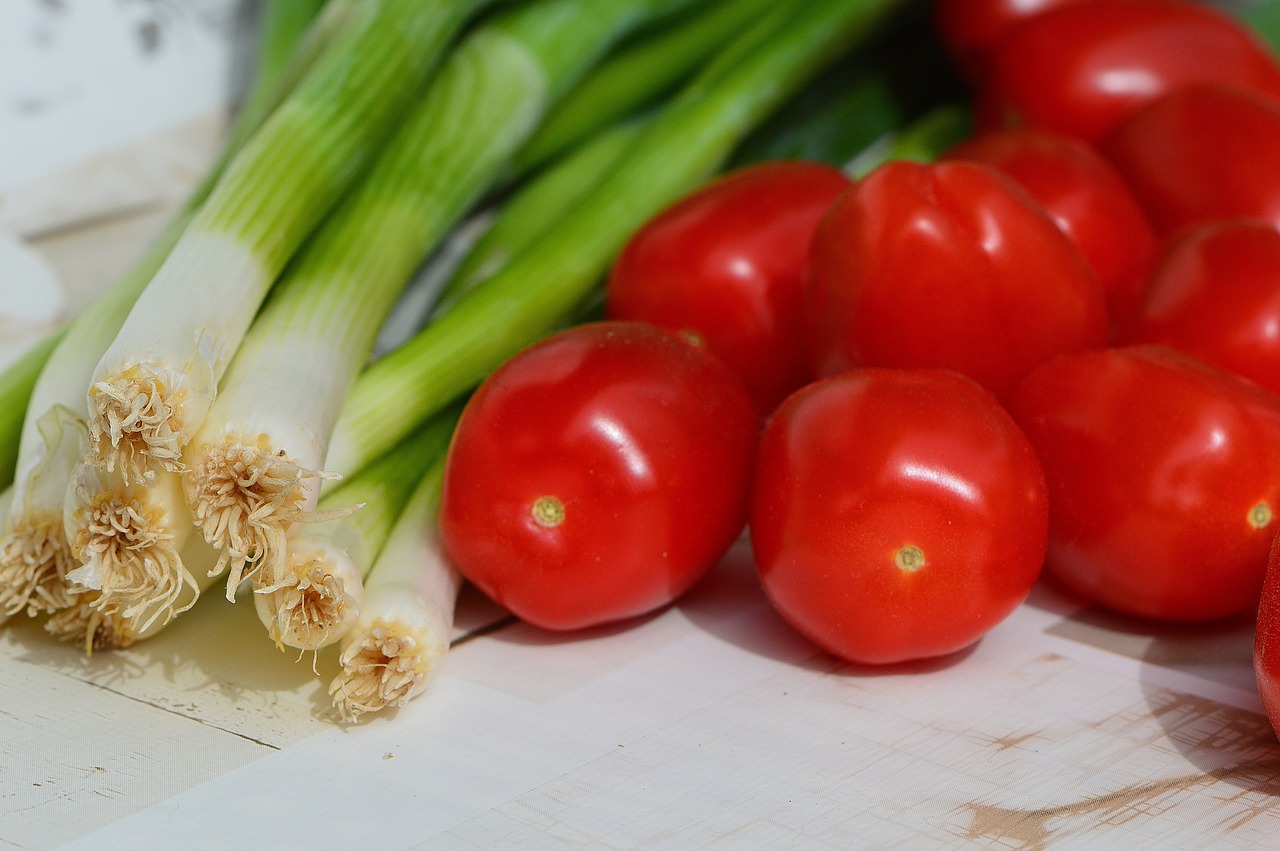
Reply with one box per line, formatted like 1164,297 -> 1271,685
605,160 -> 851,416
1009,345 -> 1280,623
943,127 -> 1157,334
1102,83 -> 1280,235
804,159 -> 1108,401
978,0 -> 1280,143
750,368 -> 1048,666
1125,220 -> 1280,398
439,321 -> 759,632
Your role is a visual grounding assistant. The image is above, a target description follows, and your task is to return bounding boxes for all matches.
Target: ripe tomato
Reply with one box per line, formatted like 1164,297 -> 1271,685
977,0 -> 1280,143
750,368 -> 1048,666
1009,345 -> 1280,623
439,321 -> 758,631
605,160 -> 851,416
932,0 -> 1097,82
1102,83 -> 1280,234
1125,220 -> 1280,397
805,159 -> 1108,401
943,127 -> 1156,335
1254,542 -> 1280,736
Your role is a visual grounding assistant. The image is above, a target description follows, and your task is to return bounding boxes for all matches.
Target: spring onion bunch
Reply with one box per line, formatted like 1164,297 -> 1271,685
182,0 -> 702,600
85,0 -> 491,486
0,0 -> 330,639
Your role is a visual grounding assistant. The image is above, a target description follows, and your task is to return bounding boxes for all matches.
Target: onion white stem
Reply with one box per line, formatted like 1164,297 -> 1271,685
253,532 -> 365,652
46,536 -> 224,655
0,406 -> 87,618
63,459 -> 198,634
329,459 -> 460,721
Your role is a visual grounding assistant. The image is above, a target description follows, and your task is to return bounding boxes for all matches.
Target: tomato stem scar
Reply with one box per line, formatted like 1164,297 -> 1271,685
1250,501 -> 1273,530
531,496 -> 565,528
895,544 -> 926,572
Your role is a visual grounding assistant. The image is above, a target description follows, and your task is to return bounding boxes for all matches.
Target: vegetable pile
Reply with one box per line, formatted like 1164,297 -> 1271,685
8,0 -> 1280,735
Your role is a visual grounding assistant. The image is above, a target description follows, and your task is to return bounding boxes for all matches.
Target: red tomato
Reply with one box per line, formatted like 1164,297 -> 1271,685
943,127 -> 1156,334
933,0 -> 1098,82
805,159 -> 1108,401
1254,541 -> 1280,736
439,321 -> 758,631
1009,345 -> 1280,623
1125,220 -> 1280,397
605,161 -> 851,416
750,368 -> 1048,665
978,0 -> 1280,144
1102,83 -> 1280,234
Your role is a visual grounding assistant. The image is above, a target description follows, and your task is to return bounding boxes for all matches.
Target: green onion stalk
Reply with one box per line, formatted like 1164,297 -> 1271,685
510,0 -> 777,174
0,333 -> 64,492
329,455 -> 458,721
434,116 -> 651,315
0,0 -> 330,638
325,0 -> 911,479
181,0 -> 703,603
255,410 -> 459,653
84,0 -> 492,486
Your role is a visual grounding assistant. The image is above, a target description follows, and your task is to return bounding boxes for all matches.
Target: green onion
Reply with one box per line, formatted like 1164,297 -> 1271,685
63,461 -> 197,632
46,536 -> 224,655
436,116 -> 650,314
0,333 -> 63,492
326,0 -> 909,477
85,0 -> 492,485
182,0 -> 702,601
0,0 -> 335,495
255,409 -> 460,652
0,0 -> 330,636
511,0 -> 778,174
329,456 -> 458,721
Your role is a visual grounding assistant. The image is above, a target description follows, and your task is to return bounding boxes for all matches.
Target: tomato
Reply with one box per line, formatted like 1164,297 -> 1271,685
977,0 -> 1280,144
1009,345 -> 1280,623
605,161 -> 851,416
750,368 -> 1048,666
1102,83 -> 1280,235
1125,220 -> 1280,397
805,159 -> 1108,401
1254,540 -> 1280,737
943,127 -> 1157,334
932,0 -> 1098,82
438,321 -> 758,631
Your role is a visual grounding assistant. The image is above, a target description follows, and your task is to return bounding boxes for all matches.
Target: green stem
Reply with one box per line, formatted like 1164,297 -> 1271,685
512,0 -> 778,174
0,334 -> 63,491
319,407 -> 462,572
436,116 -> 650,313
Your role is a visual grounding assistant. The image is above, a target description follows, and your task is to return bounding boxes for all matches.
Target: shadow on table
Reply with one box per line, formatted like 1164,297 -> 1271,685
2,582 -> 334,698
1033,575 -> 1280,796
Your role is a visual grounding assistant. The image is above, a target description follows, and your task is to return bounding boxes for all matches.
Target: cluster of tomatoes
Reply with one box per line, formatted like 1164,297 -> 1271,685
438,0 -> 1280,729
